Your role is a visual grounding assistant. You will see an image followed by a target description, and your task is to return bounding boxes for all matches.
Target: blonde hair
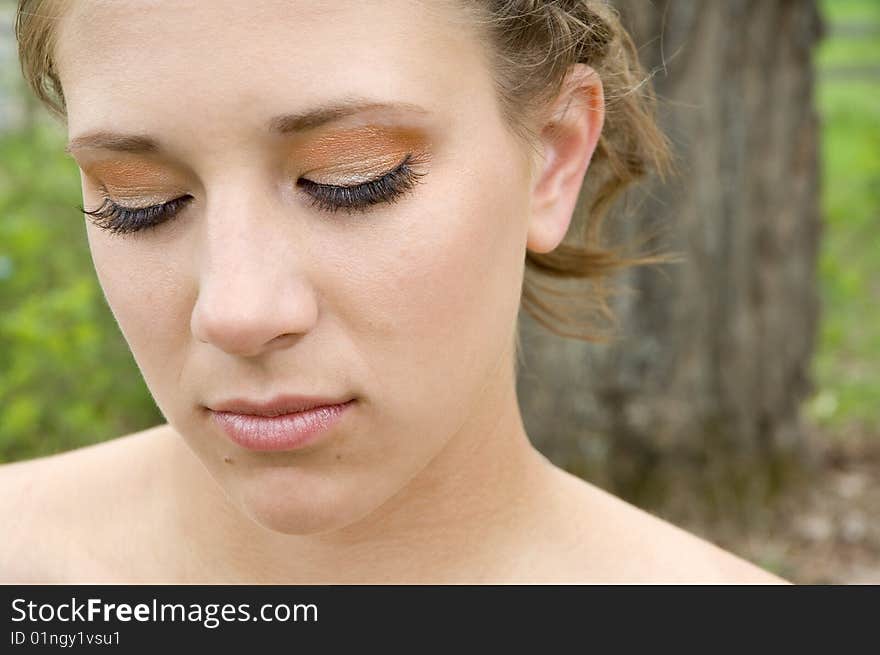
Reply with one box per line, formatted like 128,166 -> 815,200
15,0 -> 672,342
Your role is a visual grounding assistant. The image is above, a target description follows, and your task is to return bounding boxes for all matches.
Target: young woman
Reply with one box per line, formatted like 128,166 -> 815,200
3,0 -> 789,583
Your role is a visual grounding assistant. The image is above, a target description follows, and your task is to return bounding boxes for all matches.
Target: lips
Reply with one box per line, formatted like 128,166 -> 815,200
206,395 -> 357,452
207,394 -> 355,417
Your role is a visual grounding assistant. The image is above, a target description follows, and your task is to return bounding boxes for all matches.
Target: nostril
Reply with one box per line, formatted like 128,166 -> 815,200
190,283 -> 318,356
266,333 -> 301,348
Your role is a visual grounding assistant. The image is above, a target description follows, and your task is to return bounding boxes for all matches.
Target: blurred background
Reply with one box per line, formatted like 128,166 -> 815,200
0,0 -> 877,583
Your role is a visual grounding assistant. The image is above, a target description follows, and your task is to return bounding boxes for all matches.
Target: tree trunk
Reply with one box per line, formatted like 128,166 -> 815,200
516,0 -> 824,507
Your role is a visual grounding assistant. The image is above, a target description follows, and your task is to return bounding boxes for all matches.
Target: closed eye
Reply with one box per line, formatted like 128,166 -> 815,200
296,151 -> 429,214
79,194 -> 193,236
78,150 -> 430,236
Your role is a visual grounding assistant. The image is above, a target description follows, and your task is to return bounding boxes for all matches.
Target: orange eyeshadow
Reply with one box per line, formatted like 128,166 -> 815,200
294,125 -> 432,177
82,159 -> 188,202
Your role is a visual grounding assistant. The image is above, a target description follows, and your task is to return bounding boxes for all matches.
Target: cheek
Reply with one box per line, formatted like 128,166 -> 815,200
86,225 -> 194,386
334,145 -> 531,420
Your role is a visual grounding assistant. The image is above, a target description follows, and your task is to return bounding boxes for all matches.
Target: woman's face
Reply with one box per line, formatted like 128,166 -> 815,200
56,0 -> 538,534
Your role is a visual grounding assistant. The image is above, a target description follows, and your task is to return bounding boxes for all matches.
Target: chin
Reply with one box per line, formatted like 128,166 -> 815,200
232,468 -> 384,536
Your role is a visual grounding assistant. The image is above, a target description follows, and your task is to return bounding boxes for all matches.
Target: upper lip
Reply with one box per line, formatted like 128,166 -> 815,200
207,394 -> 355,417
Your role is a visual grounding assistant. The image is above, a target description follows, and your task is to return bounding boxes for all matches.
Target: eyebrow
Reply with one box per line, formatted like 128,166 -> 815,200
64,99 -> 431,155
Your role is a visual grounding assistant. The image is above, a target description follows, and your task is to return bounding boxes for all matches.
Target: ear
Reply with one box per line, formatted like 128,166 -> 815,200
526,64 -> 605,254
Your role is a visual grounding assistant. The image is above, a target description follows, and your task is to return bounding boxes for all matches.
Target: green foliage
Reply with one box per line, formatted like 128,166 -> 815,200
817,0 -> 880,24
806,0 -> 880,430
819,36 -> 880,68
0,122 -> 163,463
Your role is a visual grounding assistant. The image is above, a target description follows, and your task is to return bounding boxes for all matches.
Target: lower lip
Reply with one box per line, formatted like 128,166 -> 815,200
209,400 -> 355,452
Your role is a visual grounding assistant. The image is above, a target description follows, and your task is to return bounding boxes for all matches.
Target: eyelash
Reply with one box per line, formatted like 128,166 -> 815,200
79,152 -> 429,236
79,195 -> 193,236
297,152 -> 429,216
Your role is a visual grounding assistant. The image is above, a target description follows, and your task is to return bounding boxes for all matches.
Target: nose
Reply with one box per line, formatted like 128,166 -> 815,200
190,201 -> 319,358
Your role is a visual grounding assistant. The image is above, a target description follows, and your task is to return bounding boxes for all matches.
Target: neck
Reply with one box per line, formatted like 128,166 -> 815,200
171,353 -> 555,583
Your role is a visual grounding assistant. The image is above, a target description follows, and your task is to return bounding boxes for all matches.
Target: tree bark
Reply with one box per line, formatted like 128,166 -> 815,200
517,0 -> 824,505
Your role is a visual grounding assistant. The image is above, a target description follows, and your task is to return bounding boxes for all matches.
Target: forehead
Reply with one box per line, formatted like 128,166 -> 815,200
55,0 -> 490,145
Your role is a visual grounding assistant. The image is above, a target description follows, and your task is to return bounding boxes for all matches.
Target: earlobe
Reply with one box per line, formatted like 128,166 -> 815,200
526,64 -> 605,254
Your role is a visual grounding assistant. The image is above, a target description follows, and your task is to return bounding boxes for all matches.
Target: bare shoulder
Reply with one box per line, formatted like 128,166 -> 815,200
536,465 -> 791,584
0,424 -> 178,583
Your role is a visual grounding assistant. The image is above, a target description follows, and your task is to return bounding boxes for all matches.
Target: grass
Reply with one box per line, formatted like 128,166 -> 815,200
806,0 -> 880,431
818,37 -> 880,68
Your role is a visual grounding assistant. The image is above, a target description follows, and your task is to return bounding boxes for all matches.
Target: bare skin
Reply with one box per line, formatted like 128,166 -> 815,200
3,0 -> 790,584
0,423 -> 788,584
